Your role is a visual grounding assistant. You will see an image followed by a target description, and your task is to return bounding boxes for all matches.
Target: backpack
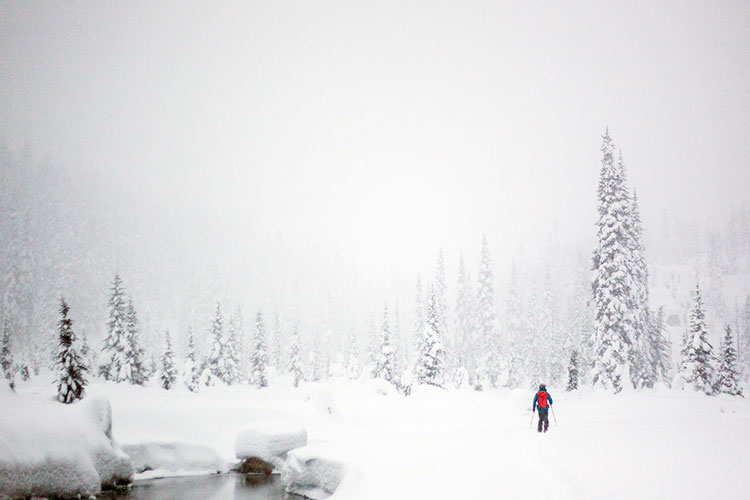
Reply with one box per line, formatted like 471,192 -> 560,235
537,390 -> 548,409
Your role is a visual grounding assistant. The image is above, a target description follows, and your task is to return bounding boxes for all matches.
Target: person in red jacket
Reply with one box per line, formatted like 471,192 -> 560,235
532,384 -> 553,433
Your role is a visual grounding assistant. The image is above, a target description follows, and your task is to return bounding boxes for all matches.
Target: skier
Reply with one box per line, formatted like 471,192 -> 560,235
532,384 -> 553,433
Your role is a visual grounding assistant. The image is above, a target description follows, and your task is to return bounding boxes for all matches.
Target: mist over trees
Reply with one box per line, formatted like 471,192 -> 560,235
2,133 -> 750,394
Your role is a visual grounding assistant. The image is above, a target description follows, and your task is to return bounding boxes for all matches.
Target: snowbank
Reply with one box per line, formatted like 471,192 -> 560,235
234,419 -> 307,469
365,378 -> 399,396
281,445 -> 346,500
0,394 -> 132,499
122,442 -> 226,478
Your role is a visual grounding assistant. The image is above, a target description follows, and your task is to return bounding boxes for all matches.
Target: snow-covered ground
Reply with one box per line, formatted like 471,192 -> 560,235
4,376 -> 750,499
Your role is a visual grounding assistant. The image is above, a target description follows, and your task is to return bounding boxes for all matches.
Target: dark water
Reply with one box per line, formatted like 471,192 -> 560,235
101,474 -> 296,500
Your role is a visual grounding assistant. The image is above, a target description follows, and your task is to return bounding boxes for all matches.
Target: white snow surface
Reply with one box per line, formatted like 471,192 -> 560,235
234,419 -> 307,469
281,444 -> 346,499
0,392 -> 132,499
122,442 -> 227,478
6,376 -> 750,500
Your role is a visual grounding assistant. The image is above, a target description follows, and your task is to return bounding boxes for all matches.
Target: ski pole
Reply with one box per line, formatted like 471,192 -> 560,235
551,405 -> 557,426
530,410 -> 535,429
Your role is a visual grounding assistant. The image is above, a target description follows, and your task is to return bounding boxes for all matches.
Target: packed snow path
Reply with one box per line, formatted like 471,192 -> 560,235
6,379 -> 750,500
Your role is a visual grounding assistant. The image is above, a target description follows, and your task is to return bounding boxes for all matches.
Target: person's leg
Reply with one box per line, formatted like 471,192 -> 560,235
537,411 -> 543,432
543,411 -> 549,432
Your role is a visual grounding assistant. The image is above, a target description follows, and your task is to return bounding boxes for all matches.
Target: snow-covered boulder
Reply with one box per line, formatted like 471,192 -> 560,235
234,419 -> 307,470
281,445 -> 346,500
0,394 -> 133,499
122,442 -> 227,478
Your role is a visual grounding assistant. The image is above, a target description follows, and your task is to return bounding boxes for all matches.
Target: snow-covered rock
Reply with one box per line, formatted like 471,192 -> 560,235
234,419 -> 307,469
281,445 -> 346,500
0,394 -> 133,499
122,442 -> 226,478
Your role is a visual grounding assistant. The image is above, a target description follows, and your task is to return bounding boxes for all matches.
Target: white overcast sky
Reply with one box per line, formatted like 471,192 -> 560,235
2,1 -> 749,297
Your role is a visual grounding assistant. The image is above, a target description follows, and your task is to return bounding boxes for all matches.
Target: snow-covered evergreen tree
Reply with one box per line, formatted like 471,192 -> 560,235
591,130 -> 635,393
413,273 -> 425,358
434,248 -> 448,351
160,330 -> 177,390
1,319 -> 14,391
566,350 -> 579,392
251,311 -> 268,388
120,297 -> 146,385
455,253 -> 476,385
680,283 -> 716,395
55,298 -> 87,404
183,327 -> 199,392
271,314 -> 282,371
346,326 -> 360,380
375,302 -> 395,383
204,303 -> 230,385
414,287 -> 445,387
225,310 -> 241,384
504,260 -> 524,388
741,295 -> 750,379
476,234 -> 499,388
79,330 -> 92,373
647,307 -> 672,386
99,272 -> 127,382
628,189 -> 651,387
716,325 -> 742,396
288,325 -> 302,388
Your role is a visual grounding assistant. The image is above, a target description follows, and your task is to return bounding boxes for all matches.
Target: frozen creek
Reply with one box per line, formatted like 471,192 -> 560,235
101,474 -> 293,500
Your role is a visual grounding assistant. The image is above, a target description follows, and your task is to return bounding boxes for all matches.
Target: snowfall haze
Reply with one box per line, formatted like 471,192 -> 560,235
2,2 -> 749,309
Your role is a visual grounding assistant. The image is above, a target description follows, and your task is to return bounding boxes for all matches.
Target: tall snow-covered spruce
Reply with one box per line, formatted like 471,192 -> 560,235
717,325 -> 742,396
288,325 -> 302,388
591,130 -> 636,393
251,311 -> 268,388
55,298 -> 87,404
204,303 -> 231,385
414,287 -> 445,388
375,302 -> 395,384
566,350 -> 580,392
454,252 -> 476,387
183,327 -> 199,392
476,234 -> 499,388
679,283 -> 716,394
346,326 -> 360,380
160,330 -> 177,390
99,272 -> 127,382
121,297 -> 146,385
1,319 -> 14,391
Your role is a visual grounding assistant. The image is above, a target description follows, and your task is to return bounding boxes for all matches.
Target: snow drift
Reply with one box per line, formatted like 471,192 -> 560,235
0,394 -> 132,499
122,442 -> 227,478
281,445 -> 346,500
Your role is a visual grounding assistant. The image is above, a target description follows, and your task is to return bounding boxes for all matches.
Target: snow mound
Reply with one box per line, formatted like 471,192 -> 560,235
122,442 -> 227,478
303,384 -> 340,417
366,378 -> 398,396
409,384 -> 448,398
281,445 -> 346,500
0,395 -> 133,499
234,419 -> 307,469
